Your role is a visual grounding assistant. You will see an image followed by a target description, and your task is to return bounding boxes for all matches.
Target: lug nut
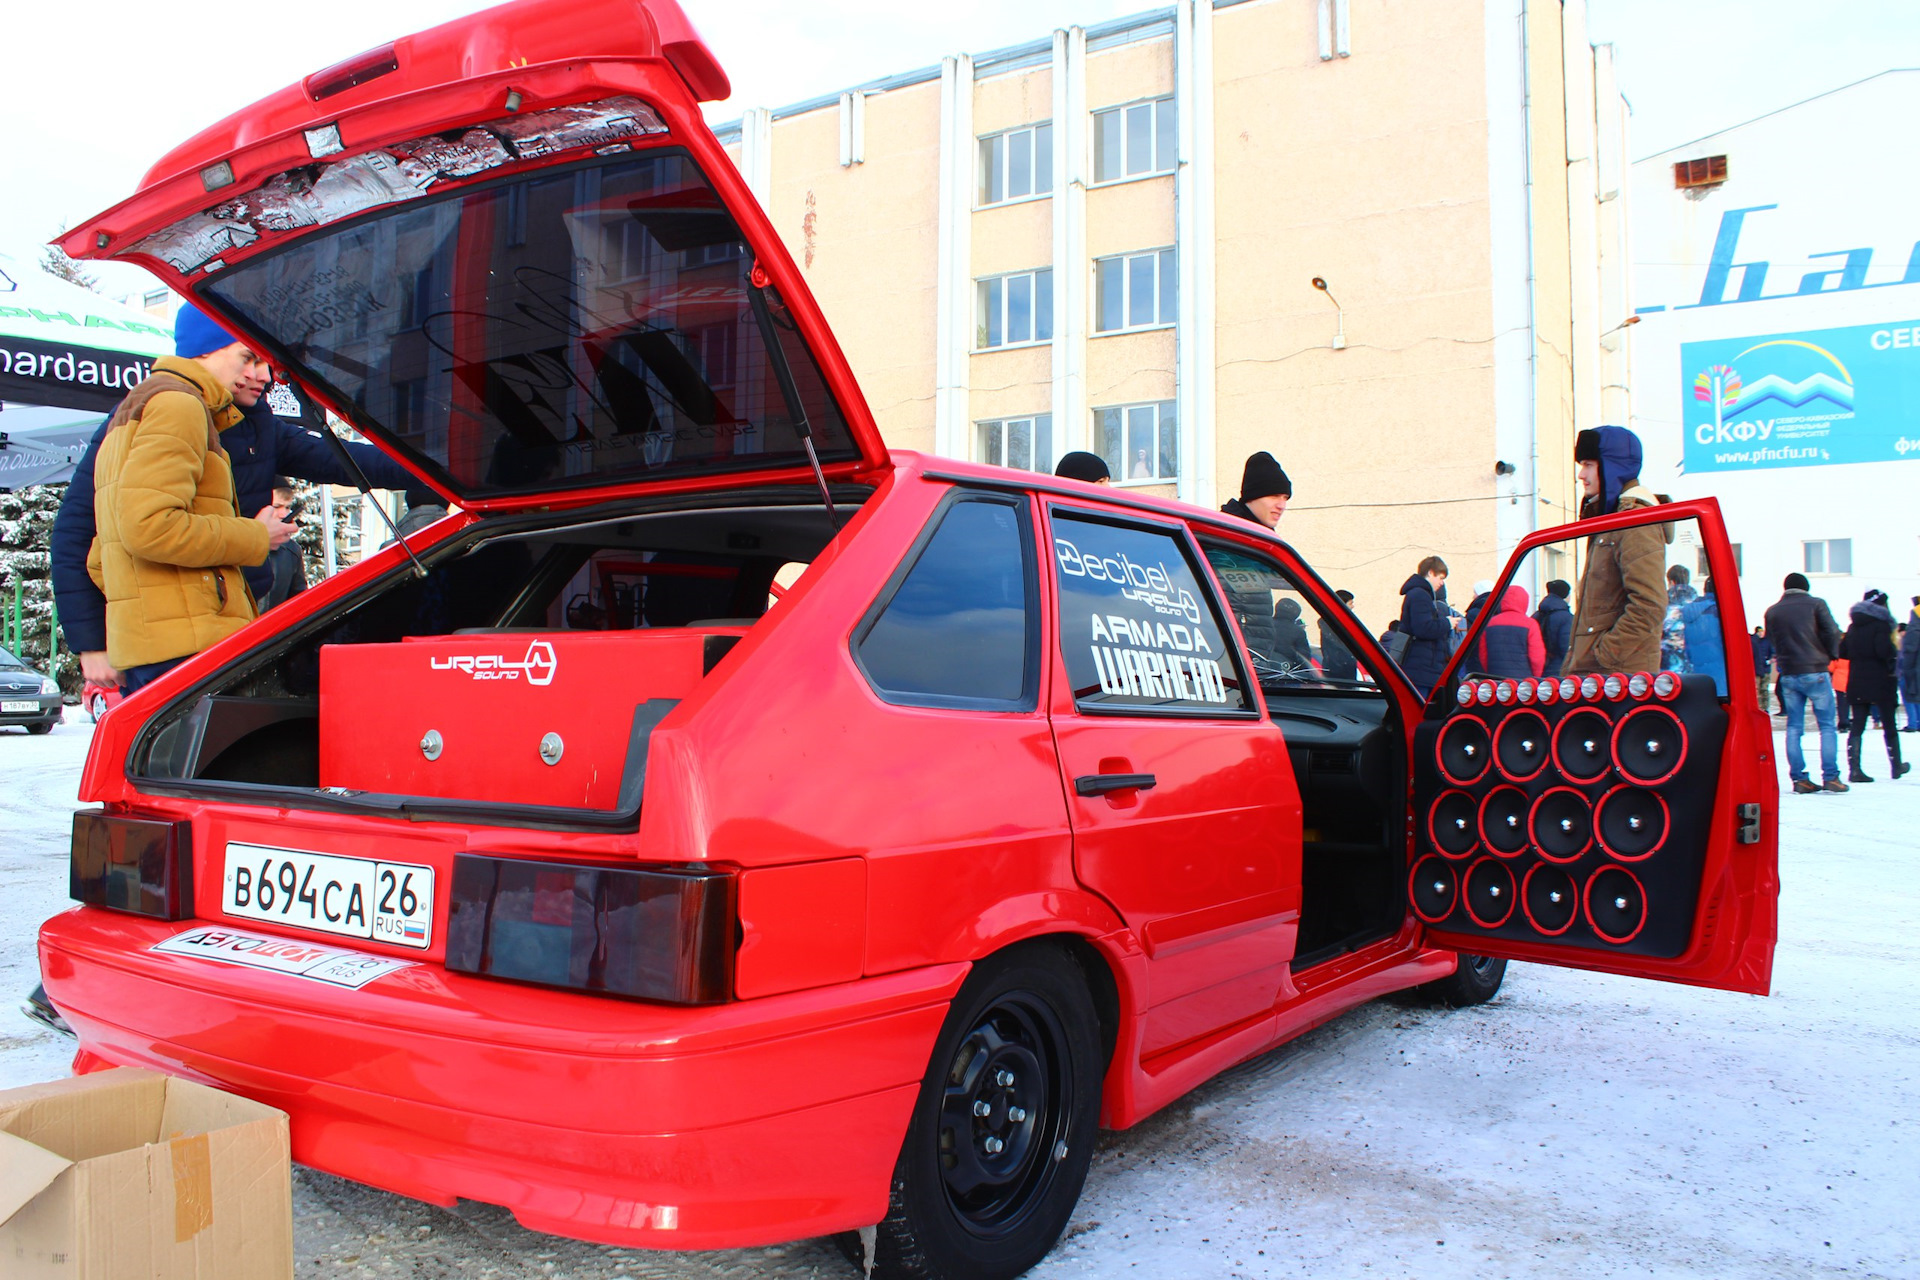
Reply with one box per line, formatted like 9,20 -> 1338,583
995,1070 -> 1015,1088
983,1136 -> 1004,1154
973,1100 -> 991,1117
1008,1106 -> 1028,1123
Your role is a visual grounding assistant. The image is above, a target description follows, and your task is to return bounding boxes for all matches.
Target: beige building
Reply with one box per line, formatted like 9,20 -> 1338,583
719,0 -> 1630,627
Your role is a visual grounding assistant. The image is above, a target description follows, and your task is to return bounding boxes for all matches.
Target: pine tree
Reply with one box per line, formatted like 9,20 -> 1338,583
38,243 -> 99,293
0,483 -> 78,696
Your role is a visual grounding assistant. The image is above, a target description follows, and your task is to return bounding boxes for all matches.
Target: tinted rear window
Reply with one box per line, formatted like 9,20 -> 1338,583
203,149 -> 854,499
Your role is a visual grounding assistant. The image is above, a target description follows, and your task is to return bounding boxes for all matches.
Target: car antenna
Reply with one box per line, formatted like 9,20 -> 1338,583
312,413 -> 431,580
746,265 -> 840,529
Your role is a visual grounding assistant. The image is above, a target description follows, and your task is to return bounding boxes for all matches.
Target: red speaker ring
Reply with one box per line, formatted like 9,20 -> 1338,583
1527,785 -> 1595,864
1409,855 -> 1460,925
1593,784 -> 1671,863
1493,708 -> 1553,783
1436,716 -> 1493,786
1477,784 -> 1532,858
1583,865 -> 1649,945
1463,856 -> 1518,929
1610,704 -> 1688,787
1521,862 -> 1580,937
1549,707 -> 1615,784
1427,790 -> 1481,861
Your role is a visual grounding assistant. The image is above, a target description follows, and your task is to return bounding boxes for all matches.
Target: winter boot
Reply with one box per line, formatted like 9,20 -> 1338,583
1792,778 -> 1821,795
1848,737 -> 1874,784
1893,740 -> 1910,780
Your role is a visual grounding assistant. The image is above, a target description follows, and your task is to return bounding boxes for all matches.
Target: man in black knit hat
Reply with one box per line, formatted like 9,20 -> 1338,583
1054,451 -> 1112,484
1221,452 -> 1291,530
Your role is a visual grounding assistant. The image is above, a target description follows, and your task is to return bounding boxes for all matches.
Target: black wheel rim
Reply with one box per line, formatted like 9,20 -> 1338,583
936,990 -> 1074,1240
1465,954 -> 1502,981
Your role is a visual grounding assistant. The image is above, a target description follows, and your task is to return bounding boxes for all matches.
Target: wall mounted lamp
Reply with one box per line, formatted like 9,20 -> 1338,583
1311,277 -> 1346,350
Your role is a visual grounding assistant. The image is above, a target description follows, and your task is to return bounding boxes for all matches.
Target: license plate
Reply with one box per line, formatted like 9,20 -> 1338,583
1,700 -> 38,712
223,842 -> 434,950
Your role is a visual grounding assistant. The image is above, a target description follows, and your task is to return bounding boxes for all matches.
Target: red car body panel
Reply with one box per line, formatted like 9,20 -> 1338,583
42,0 -> 1779,1254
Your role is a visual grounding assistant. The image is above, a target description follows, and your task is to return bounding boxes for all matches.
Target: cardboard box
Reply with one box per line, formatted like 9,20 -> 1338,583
0,1068 -> 292,1279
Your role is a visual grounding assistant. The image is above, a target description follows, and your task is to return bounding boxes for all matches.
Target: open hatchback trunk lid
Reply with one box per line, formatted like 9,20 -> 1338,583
62,0 -> 887,513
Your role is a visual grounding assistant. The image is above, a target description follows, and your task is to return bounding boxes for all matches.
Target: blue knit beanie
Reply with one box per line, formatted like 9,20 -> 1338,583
173,303 -> 240,359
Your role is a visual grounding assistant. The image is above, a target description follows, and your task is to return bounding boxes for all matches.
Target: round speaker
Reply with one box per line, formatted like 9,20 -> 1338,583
1612,705 -> 1687,786
1409,855 -> 1459,924
1594,784 -> 1670,861
1551,707 -> 1614,784
1464,857 -> 1518,928
1522,863 -> 1579,936
1478,785 -> 1531,857
1495,708 -> 1552,783
1437,716 -> 1493,785
1585,865 -> 1648,944
1528,786 -> 1593,863
1428,790 -> 1480,858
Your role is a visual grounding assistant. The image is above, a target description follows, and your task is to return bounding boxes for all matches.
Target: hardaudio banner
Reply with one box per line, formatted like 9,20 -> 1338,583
0,255 -> 173,414
1681,318 -> 1920,473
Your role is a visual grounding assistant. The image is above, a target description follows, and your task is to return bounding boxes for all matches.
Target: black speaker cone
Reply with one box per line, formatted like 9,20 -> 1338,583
1478,784 -> 1531,856
1409,855 -> 1459,924
1613,705 -> 1687,785
1595,785 -> 1669,861
1528,786 -> 1593,863
1522,863 -> 1579,936
1585,866 -> 1648,944
1429,790 -> 1480,858
1464,857 -> 1517,928
1552,707 -> 1614,783
1438,715 -> 1492,785
1495,708 -> 1551,782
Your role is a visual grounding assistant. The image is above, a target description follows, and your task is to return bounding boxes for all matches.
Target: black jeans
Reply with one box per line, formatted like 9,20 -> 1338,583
1849,697 -> 1903,773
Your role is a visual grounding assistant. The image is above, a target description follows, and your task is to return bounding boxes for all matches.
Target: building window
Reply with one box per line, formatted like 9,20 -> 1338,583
1804,539 -> 1851,575
142,289 -> 169,310
1094,249 -> 1175,333
976,415 -> 1054,474
1705,543 -> 1744,579
1095,401 -> 1177,483
979,123 -> 1054,206
1093,97 -> 1175,183
977,269 -> 1054,349
1673,155 -> 1728,190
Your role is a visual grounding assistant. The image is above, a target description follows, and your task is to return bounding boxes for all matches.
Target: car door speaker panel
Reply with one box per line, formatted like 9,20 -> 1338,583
1413,673 -> 1724,957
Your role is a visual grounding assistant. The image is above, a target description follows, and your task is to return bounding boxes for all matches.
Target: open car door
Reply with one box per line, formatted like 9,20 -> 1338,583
1406,497 -> 1778,995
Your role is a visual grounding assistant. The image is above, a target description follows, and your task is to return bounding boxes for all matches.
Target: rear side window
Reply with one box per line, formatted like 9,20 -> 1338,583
1050,510 -> 1251,715
855,494 -> 1039,709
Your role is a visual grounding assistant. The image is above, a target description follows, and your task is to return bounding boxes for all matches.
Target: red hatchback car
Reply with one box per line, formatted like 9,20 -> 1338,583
42,2 -> 1779,1276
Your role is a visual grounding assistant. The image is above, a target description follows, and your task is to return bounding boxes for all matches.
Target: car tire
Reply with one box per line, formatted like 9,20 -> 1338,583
89,694 -> 107,724
841,942 -> 1105,1280
27,721 -> 54,736
1419,953 -> 1507,1007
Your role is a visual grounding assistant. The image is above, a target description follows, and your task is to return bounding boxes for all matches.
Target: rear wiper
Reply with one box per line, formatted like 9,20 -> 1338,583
747,274 -> 840,529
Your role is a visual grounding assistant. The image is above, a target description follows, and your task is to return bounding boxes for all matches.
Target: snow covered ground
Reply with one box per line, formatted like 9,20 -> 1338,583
3,717 -> 1915,1279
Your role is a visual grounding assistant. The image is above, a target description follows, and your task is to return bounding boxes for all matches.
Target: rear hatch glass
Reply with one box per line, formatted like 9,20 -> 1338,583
200,147 -> 860,504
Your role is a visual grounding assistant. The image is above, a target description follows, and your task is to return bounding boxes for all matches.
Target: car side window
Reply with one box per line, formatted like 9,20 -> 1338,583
1050,510 -> 1252,715
1202,543 -> 1387,696
855,493 -> 1039,709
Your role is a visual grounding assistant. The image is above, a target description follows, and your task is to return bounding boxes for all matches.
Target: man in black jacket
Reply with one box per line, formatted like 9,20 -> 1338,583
1763,572 -> 1846,794
1534,579 -> 1573,676
1220,452 -> 1290,530
1396,555 -> 1455,699
52,305 -> 417,686
1840,589 -> 1908,782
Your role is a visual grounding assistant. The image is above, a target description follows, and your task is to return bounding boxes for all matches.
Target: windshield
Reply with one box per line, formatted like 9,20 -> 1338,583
202,148 -> 855,500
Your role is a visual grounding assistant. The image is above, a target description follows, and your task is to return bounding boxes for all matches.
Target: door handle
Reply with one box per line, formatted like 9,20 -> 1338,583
1075,772 -> 1157,797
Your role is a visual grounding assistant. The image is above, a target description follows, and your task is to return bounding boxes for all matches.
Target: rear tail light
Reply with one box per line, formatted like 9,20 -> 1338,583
305,42 -> 399,101
70,810 -> 194,920
445,855 -> 736,1004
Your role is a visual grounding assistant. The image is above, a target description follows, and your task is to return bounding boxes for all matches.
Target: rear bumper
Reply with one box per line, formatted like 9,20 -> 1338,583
39,907 -> 964,1250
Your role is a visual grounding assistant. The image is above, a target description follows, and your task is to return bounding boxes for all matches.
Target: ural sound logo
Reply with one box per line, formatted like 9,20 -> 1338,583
430,640 -> 558,685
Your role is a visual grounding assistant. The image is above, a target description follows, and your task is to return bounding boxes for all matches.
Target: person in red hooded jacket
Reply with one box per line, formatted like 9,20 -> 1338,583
1471,584 -> 1546,679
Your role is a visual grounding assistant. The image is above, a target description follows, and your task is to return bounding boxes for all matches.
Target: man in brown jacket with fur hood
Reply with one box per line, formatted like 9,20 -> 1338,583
1564,425 -> 1671,677
89,306 -> 295,692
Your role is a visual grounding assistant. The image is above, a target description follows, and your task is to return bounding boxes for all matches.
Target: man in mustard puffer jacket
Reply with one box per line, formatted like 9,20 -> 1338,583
89,307 -> 294,692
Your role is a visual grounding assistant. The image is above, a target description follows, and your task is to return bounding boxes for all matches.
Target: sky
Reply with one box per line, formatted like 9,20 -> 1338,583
4,0 -> 1917,299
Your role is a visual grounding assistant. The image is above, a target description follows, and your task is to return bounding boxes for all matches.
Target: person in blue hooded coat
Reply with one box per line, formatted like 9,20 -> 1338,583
1678,583 -> 1727,696
51,303 -> 421,688
1396,555 -> 1454,697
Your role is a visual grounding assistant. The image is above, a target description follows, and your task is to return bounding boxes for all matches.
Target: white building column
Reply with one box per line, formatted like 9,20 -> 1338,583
1593,43 -> 1632,427
934,55 -> 975,460
1563,0 -> 1602,435
737,108 -> 773,211
1051,27 -> 1087,463
1484,0 -> 1537,577
1174,0 -> 1217,508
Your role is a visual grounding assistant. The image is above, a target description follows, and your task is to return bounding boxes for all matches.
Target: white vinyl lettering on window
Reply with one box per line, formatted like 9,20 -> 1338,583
1092,98 -> 1175,183
979,123 -> 1055,206
977,269 -> 1055,349
1094,249 -> 1175,334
